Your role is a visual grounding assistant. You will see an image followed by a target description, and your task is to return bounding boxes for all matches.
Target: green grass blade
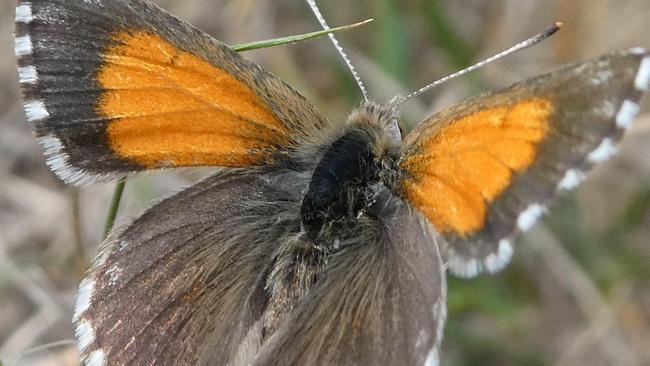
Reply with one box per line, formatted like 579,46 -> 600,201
103,177 -> 126,239
232,19 -> 373,52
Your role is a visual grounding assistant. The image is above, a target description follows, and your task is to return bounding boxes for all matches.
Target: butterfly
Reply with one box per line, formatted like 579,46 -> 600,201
14,0 -> 649,365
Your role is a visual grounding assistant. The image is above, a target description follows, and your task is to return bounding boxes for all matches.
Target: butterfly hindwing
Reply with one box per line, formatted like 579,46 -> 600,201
399,48 -> 650,278
73,174 -> 447,366
15,0 -> 329,185
74,170 -> 306,365
251,197 -> 446,366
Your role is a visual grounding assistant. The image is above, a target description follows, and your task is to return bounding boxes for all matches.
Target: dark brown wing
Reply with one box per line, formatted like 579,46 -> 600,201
251,197 -> 447,366
73,171 -> 302,365
398,49 -> 649,277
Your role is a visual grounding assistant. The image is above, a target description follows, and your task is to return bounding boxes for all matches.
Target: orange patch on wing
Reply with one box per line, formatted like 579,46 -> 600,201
402,98 -> 554,235
97,31 -> 289,168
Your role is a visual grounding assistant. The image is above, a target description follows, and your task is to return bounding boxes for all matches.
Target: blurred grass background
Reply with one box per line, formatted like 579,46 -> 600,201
1,0 -> 649,365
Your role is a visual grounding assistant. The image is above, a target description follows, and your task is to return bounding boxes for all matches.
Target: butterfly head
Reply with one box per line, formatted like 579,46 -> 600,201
347,100 -> 403,144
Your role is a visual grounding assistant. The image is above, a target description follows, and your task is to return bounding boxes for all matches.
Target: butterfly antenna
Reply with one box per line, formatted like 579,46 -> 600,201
306,0 -> 370,102
394,22 -> 563,106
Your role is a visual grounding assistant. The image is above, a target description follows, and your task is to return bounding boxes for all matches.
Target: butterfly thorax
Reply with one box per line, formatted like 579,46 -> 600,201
300,102 -> 400,248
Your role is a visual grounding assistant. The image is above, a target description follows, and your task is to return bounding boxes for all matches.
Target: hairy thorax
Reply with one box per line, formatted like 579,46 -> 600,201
300,103 -> 401,247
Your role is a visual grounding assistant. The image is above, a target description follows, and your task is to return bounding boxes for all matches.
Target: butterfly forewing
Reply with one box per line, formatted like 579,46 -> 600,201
399,48 -> 650,278
15,0 -> 329,185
